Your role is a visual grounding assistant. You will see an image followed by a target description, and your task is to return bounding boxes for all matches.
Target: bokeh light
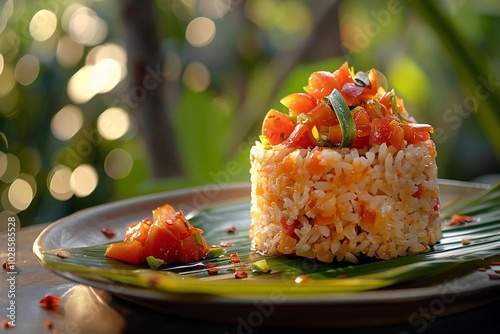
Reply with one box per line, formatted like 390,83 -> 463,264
0,153 -> 20,183
67,42 -> 126,103
90,58 -> 122,93
87,43 -> 127,81
0,86 -> 19,117
51,105 -> 84,141
104,148 -> 133,179
15,54 -> 40,86
0,53 -> 4,75
29,9 -> 58,42
8,176 -> 34,211
56,34 -> 85,68
70,164 -> 98,198
68,6 -> 107,46
48,165 -> 73,201
0,0 -> 14,34
0,63 -> 15,97
182,61 -> 210,92
97,107 -> 130,140
199,0 -> 231,19
185,17 -> 216,47
0,151 -> 7,178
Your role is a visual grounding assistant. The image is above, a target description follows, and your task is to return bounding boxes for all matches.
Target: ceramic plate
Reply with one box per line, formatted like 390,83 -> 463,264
33,180 -> 500,327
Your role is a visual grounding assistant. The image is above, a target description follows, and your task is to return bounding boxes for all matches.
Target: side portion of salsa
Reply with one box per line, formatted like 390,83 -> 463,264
261,62 -> 433,151
105,204 -> 209,265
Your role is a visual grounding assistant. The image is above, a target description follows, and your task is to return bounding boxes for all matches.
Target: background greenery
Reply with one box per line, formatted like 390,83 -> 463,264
0,0 -> 499,228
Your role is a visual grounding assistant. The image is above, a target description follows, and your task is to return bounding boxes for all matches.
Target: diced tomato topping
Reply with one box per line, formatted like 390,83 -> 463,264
369,118 -> 405,150
358,68 -> 378,100
341,82 -> 365,106
262,109 -> 296,145
328,124 -> 343,145
280,93 -> 317,116
353,107 -> 371,125
259,62 -> 433,150
401,123 -> 433,144
283,122 -> 317,148
304,71 -> 339,100
124,218 -> 151,244
307,101 -> 338,128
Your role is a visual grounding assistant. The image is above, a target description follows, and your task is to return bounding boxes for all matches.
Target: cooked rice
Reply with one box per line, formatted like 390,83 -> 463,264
249,141 -> 442,263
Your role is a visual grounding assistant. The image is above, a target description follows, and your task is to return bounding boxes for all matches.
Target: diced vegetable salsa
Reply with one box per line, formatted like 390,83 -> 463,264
261,62 -> 433,150
105,204 -> 209,265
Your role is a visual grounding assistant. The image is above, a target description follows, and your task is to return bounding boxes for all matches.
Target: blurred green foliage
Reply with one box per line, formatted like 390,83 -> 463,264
0,0 -> 499,228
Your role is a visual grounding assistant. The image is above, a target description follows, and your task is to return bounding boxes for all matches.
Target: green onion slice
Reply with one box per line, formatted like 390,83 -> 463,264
325,89 -> 356,147
252,259 -> 270,273
206,247 -> 225,259
146,256 -> 165,270
193,232 -> 203,246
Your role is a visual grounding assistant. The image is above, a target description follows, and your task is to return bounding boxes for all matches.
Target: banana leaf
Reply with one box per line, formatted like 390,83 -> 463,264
39,182 -> 500,297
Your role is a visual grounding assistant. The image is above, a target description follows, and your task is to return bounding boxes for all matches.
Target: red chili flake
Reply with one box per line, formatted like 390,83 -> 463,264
208,267 -> 219,275
235,270 -> 248,279
2,319 -> 14,329
461,239 -> 471,246
220,242 -> 234,247
229,253 -> 241,263
39,295 -> 60,311
478,267 -> 487,272
205,262 -> 215,268
490,261 -> 500,266
45,319 -> 53,329
488,274 -> 500,280
2,261 -> 14,271
447,214 -> 474,226
55,251 -> 70,259
336,274 -> 348,278
227,225 -> 237,234
100,227 -> 116,238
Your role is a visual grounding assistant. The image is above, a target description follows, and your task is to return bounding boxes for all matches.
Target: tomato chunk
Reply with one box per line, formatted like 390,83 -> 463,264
307,101 -> 338,128
401,123 -> 433,144
370,118 -> 405,150
104,240 -> 145,264
284,122 -> 317,149
304,71 -> 339,100
280,93 -> 317,115
262,109 -> 296,145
